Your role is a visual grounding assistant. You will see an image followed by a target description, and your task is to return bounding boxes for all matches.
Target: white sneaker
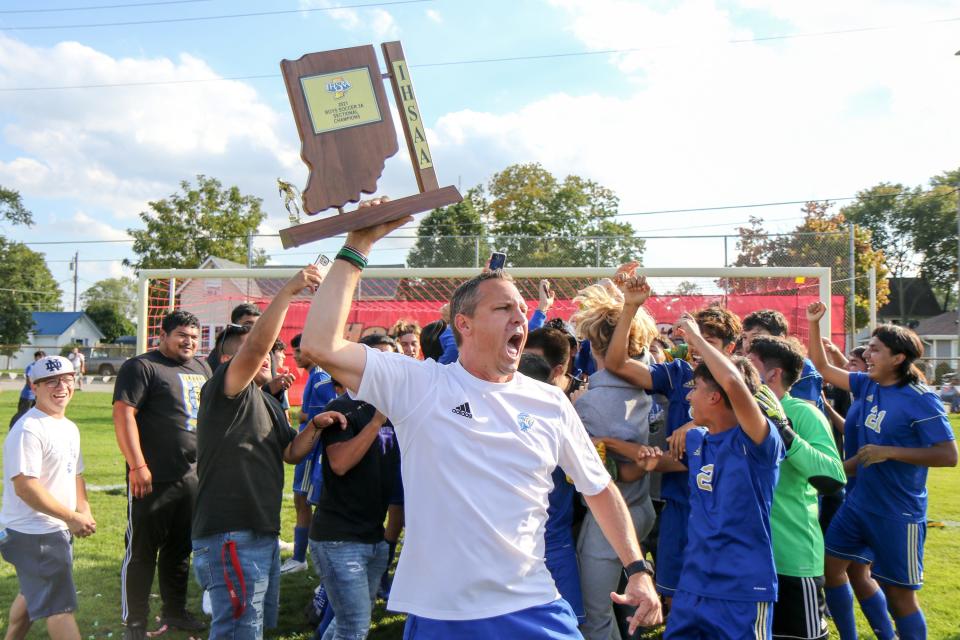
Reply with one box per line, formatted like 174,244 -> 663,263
280,558 -> 308,574
278,539 -> 295,553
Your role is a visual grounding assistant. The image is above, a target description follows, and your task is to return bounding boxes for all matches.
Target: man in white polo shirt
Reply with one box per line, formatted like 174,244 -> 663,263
301,212 -> 661,638
1,355 -> 95,639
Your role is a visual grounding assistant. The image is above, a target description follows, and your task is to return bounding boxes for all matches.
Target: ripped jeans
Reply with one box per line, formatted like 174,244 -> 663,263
309,540 -> 389,640
192,531 -> 280,639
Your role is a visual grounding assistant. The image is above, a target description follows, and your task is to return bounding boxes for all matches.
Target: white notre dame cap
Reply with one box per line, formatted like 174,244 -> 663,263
30,356 -> 75,383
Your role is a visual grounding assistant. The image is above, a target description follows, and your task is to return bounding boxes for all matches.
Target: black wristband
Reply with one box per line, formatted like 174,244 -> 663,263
624,559 -> 655,579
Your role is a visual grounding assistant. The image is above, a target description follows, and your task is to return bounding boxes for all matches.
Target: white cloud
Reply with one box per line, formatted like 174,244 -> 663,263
299,0 -> 400,38
426,9 -> 443,24
0,35 -> 300,220
63,211 -> 132,242
421,0 -> 960,267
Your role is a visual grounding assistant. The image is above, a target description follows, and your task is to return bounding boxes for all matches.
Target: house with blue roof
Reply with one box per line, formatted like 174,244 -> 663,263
9,312 -> 105,370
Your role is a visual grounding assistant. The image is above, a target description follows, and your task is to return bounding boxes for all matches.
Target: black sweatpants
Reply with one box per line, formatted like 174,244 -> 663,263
121,475 -> 196,626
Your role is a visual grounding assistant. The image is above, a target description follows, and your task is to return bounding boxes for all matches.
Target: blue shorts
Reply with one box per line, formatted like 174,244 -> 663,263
656,499 -> 689,596
544,542 -> 585,623
824,502 -> 924,590
0,528 -> 77,622
665,590 -> 772,640
293,424 -> 320,496
402,598 -> 581,639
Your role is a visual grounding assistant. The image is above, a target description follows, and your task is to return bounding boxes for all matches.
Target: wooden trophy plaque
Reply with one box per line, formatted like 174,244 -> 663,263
278,41 -> 462,248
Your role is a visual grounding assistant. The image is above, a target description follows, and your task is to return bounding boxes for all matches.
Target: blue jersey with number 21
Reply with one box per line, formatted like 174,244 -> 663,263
847,372 -> 954,522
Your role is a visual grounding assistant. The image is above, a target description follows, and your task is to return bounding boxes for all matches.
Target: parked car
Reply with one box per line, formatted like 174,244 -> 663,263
83,345 -> 134,376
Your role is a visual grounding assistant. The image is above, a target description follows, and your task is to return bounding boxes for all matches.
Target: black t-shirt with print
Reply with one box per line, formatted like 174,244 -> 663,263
113,350 -> 211,482
310,395 -> 399,544
192,361 -> 297,538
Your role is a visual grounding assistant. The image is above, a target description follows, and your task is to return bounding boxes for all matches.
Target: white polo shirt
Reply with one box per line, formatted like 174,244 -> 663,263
355,346 -> 610,620
2,408 -> 83,534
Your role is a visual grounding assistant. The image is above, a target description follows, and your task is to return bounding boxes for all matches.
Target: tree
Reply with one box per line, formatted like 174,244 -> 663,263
126,175 -> 268,270
732,202 -> 889,327
485,164 -> 644,267
674,281 -> 702,296
405,164 -> 644,268
0,186 -> 33,226
85,305 -> 135,343
0,239 -> 62,364
840,172 -> 959,312
407,190 -> 490,267
81,277 -> 138,320
484,163 -> 645,267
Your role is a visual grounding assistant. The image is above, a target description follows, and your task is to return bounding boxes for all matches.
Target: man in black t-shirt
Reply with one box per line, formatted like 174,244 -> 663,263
309,335 -> 400,640
191,267 -> 345,639
113,310 -> 211,638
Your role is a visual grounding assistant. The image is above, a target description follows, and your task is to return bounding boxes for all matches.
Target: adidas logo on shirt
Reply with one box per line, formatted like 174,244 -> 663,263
452,402 -> 473,419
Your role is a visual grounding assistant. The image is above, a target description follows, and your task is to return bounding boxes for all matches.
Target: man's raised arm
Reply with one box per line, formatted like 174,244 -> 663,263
300,210 -> 412,392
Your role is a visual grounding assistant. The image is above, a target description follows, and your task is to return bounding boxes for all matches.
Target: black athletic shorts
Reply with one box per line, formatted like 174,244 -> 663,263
773,574 -> 827,640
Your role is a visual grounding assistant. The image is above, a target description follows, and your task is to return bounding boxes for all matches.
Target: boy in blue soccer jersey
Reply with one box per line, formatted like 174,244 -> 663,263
604,267 -> 742,605
741,309 -> 824,410
806,302 -> 957,640
634,313 -> 785,639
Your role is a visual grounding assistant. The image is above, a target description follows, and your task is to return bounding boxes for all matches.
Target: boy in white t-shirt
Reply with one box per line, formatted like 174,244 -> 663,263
1,355 -> 95,639
300,212 -> 662,638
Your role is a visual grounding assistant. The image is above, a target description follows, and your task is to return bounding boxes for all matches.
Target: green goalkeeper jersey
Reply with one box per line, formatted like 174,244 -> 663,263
771,393 -> 846,577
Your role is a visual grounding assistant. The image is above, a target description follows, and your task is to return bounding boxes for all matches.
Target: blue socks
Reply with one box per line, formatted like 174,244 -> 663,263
859,590 -> 895,639
825,583 -> 857,639
894,609 -> 926,640
293,526 -> 309,563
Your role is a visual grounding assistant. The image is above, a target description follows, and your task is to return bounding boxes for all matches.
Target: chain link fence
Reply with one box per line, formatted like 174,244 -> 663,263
322,229 -> 869,337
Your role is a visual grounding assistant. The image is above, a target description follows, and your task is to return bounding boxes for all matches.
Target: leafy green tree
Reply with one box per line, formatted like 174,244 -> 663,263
840,172 -> 959,312
85,304 -> 135,343
484,163 -> 644,267
0,238 -> 62,363
0,186 -> 33,226
81,277 -> 138,320
126,175 -> 268,270
408,190 -> 490,267
733,202 -> 889,327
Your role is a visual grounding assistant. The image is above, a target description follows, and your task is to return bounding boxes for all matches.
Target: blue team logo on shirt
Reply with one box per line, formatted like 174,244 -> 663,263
517,413 -> 535,433
178,374 -> 207,432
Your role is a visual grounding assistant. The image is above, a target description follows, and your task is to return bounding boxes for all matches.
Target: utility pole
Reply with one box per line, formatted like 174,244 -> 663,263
848,222 -> 856,351
71,251 -> 79,312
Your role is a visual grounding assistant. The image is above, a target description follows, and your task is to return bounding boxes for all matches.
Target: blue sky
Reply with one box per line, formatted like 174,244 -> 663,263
0,0 -> 958,305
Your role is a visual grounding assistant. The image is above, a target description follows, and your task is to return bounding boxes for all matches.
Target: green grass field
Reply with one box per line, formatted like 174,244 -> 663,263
1,392 -> 958,638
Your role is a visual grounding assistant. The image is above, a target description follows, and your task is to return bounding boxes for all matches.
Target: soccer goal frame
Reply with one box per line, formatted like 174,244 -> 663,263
136,266 -> 832,355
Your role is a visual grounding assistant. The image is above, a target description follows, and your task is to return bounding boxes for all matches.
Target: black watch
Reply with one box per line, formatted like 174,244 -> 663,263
623,559 -> 655,580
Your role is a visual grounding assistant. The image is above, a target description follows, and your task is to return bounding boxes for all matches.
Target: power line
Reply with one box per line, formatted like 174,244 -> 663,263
1,14 -> 957,90
0,0 -> 432,30
20,187 -> 958,246
0,286 -> 61,295
0,0 -> 214,14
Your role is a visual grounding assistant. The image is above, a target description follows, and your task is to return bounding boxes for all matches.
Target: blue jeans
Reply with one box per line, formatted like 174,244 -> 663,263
192,531 -> 280,639
309,539 -> 389,640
